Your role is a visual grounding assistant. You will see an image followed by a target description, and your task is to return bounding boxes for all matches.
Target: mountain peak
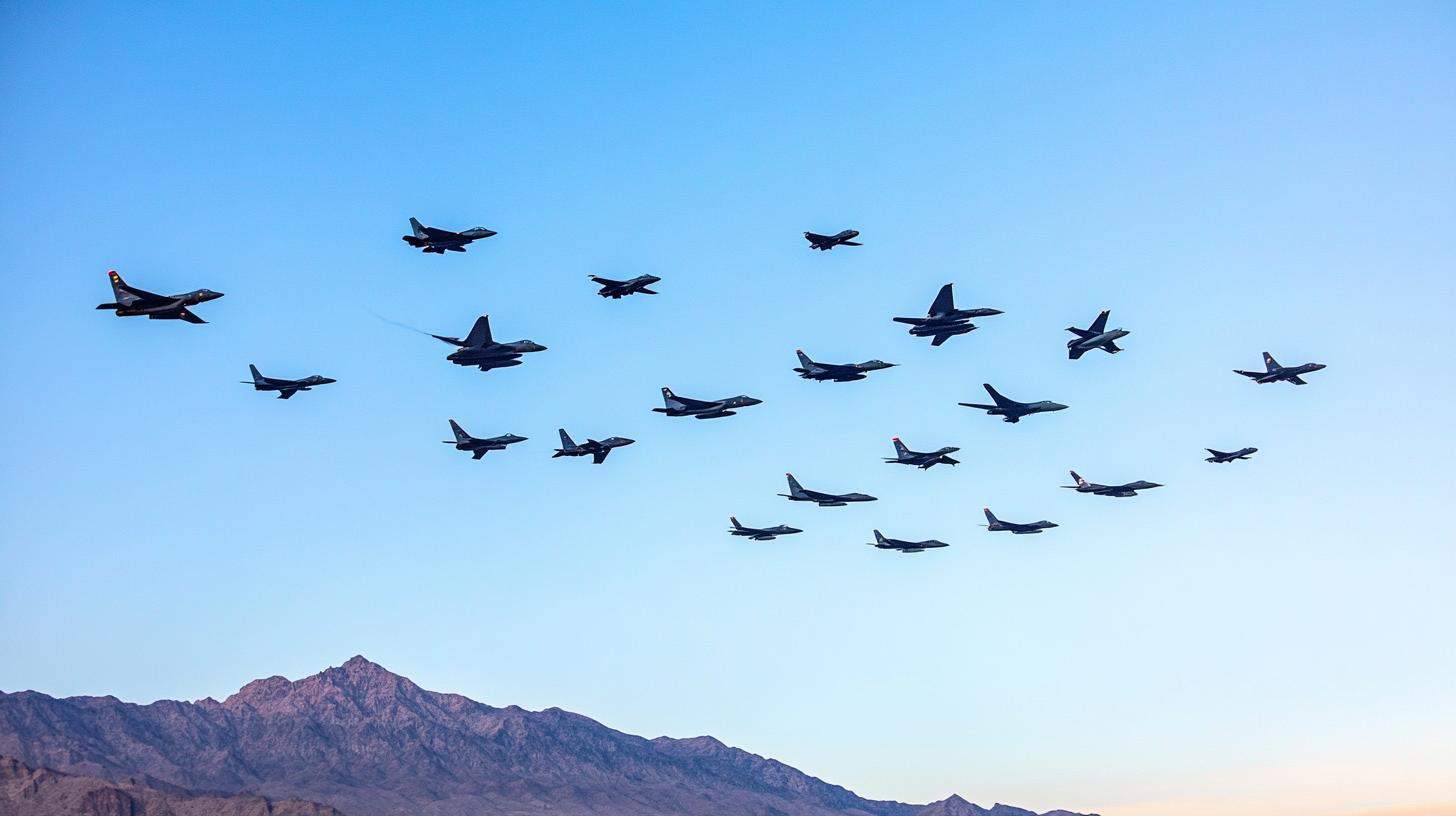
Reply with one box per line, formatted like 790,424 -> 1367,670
223,656 -> 422,714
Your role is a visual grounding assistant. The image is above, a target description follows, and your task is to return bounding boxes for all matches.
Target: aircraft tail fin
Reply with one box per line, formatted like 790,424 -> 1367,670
557,428 -> 576,449
107,270 -> 132,298
983,507 -> 999,525
873,530 -> 886,544
248,364 -> 265,385
730,516 -> 742,529
409,217 -> 428,239
661,387 -> 685,409
1206,448 -> 1224,456
449,419 -> 471,443
929,283 -> 955,316
785,473 -> 805,496
463,315 -> 493,347
1263,352 -> 1280,372
1070,470 -> 1088,487
983,383 -> 1013,408
1088,309 -> 1110,335
892,437 -> 910,457
795,349 -> 814,368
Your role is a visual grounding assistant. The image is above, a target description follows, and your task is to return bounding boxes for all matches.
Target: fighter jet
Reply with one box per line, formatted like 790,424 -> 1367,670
431,315 -> 546,371
892,283 -> 1003,346
1206,446 -> 1258,463
779,473 -> 876,507
803,229 -> 861,251
883,437 -> 960,469
590,274 -> 661,299
95,270 -> 223,324
959,384 -> 1067,423
1062,470 -> 1163,497
241,364 -> 335,399
402,218 -> 496,254
793,350 -> 896,382
981,507 -> 1058,535
653,387 -> 762,419
727,517 -> 802,541
1066,309 -> 1130,360
443,420 -> 526,460
553,429 -> 635,464
867,529 -> 949,553
1234,352 -> 1327,385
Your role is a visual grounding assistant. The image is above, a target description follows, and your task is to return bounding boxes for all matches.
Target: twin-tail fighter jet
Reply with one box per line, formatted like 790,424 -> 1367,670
780,473 -> 876,507
1062,470 -> 1162,497
1234,352 -> 1327,385
1066,309 -> 1130,359
793,350 -> 896,382
443,420 -> 526,459
868,530 -> 949,553
883,438 -> 960,469
553,429 -> 635,464
893,283 -> 1002,346
727,517 -> 802,541
402,218 -> 496,254
959,384 -> 1067,423
803,229 -> 862,251
981,508 -> 1058,534
241,364 -> 335,399
1206,446 -> 1258,463
653,387 -> 762,419
590,274 -> 662,299
432,315 -> 546,371
96,270 -> 223,324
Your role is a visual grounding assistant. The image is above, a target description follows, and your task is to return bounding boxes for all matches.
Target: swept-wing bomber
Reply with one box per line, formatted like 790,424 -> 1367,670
1062,470 -> 1162,497
443,420 -> 526,459
793,350 -> 895,382
868,530 -> 949,553
432,315 -> 546,371
553,429 -> 635,464
959,384 -> 1067,423
893,283 -> 1002,346
1206,446 -> 1258,463
96,270 -> 223,324
779,473 -> 876,507
1234,352 -> 1326,385
590,274 -> 661,299
1066,309 -> 1129,359
241,364 -> 335,399
803,229 -> 861,251
402,218 -> 496,254
981,507 -> 1057,534
728,517 -> 802,541
883,438 -> 959,469
653,387 -> 762,419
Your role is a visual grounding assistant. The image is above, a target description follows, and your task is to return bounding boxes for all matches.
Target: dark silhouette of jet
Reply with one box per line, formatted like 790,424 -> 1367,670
1235,352 -> 1327,385
402,218 -> 496,254
553,429 -> 634,464
1206,446 -> 1258,463
590,274 -> 661,298
959,384 -> 1067,423
1062,470 -> 1162,497
982,507 -> 1057,535
432,315 -> 546,371
1066,309 -> 1129,359
443,420 -> 526,459
803,229 -> 861,251
653,387 -> 762,419
779,473 -> 876,507
96,270 -> 223,324
892,283 -> 1002,346
793,350 -> 896,382
868,529 -> 949,553
728,517 -> 802,541
884,437 -> 960,469
241,364 -> 335,399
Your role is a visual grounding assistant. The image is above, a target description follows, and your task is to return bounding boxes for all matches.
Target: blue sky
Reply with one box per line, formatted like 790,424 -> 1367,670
2,3 -> 1454,814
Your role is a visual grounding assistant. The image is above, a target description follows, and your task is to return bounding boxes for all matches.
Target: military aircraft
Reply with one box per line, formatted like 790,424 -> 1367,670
793,350 -> 896,382
959,384 -> 1067,423
431,315 -> 546,371
443,420 -> 526,460
867,529 -> 949,553
883,437 -> 960,469
1234,352 -> 1327,385
727,517 -> 802,541
1062,470 -> 1163,497
653,387 -> 762,419
779,473 -> 876,507
892,283 -> 1003,346
241,364 -> 335,399
803,229 -> 862,251
1206,446 -> 1258,463
402,218 -> 496,254
96,270 -> 223,324
981,507 -> 1058,535
1066,309 -> 1130,359
590,274 -> 662,299
553,429 -> 635,464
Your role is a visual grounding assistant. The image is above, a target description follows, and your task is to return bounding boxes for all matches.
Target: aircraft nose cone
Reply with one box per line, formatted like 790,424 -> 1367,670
618,438 -> 636,446
1050,403 -> 1068,411
319,377 -> 337,384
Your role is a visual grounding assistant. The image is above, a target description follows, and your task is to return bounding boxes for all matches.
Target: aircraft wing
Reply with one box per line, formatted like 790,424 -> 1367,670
421,226 -> 461,240
592,450 -> 609,464
930,333 -> 953,347
1068,345 -> 1088,360
1104,341 -> 1122,353
472,450 -> 488,460
1288,375 -> 1308,385
277,388 -> 298,400
177,308 -> 207,325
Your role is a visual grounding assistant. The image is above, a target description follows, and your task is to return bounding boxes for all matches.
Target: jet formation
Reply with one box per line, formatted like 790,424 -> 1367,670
432,315 -> 546,372
1062,470 -> 1162,497
780,474 -> 876,507
402,218 -> 496,254
1206,446 -> 1257,463
590,274 -> 662,299
96,270 -> 223,324
653,387 -> 762,419
884,438 -> 959,469
868,530 -> 949,553
893,283 -> 1002,346
444,420 -> 527,459
803,229 -> 861,251
793,350 -> 895,382
960,384 -> 1067,423
242,365 -> 335,399
1066,309 -> 1129,359
727,517 -> 802,541
982,508 -> 1058,534
1235,352 -> 1327,385
554,429 -> 635,464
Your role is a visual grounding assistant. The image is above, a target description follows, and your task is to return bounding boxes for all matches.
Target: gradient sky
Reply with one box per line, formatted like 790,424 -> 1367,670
2,3 -> 1454,815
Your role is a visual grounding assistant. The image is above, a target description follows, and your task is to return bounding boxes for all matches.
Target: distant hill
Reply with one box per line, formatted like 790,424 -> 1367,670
0,656 -> 1094,816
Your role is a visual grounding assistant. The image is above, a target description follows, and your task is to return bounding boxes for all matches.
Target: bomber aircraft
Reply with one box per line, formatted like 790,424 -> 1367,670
803,229 -> 862,251
981,507 -> 1058,535
653,387 -> 762,419
959,384 -> 1067,423
96,270 -> 223,324
1234,352 -> 1327,385
553,429 -> 635,464
241,364 -> 335,399
883,437 -> 960,469
443,420 -> 526,459
1066,309 -> 1129,359
432,315 -> 546,371
1062,470 -> 1163,497
1206,446 -> 1258,463
793,350 -> 896,382
868,530 -> 949,553
892,283 -> 1002,346
590,274 -> 661,298
402,218 -> 497,254
779,473 -> 876,507
728,517 -> 802,541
